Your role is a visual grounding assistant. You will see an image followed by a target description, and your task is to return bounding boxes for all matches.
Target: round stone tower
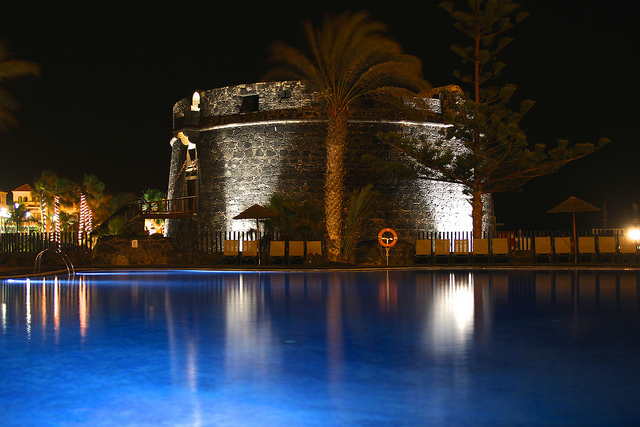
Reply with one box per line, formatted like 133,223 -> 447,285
166,81 -> 488,248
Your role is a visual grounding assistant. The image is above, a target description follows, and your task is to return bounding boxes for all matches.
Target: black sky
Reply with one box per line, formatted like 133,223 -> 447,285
1,1 -> 637,230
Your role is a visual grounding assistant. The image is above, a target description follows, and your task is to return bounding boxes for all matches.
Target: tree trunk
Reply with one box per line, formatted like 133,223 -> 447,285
472,189 -> 483,239
325,112 -> 347,262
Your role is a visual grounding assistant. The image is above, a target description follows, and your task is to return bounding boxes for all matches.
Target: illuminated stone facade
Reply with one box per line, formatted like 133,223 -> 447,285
166,81 -> 492,245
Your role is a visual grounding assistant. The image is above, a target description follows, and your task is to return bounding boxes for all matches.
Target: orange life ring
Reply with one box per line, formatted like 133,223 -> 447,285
378,228 -> 398,248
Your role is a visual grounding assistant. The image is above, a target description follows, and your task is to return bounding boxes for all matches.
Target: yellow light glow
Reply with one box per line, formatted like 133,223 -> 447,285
628,228 -> 640,241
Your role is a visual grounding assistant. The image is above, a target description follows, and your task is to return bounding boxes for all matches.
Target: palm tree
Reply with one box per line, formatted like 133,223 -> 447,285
0,41 -> 40,132
264,11 -> 429,262
9,203 -> 32,232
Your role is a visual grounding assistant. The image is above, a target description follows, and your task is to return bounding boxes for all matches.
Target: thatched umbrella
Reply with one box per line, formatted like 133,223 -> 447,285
547,196 -> 600,260
233,204 -> 280,264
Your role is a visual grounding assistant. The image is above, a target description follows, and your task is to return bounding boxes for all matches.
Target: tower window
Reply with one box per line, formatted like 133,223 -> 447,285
240,95 -> 259,113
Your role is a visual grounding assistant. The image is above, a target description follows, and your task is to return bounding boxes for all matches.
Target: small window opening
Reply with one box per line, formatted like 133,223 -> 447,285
240,95 -> 260,113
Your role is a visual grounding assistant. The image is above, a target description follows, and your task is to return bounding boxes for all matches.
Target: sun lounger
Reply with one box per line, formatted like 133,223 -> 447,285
223,240 -> 240,264
578,236 -> 596,263
241,240 -> 258,265
491,238 -> 509,263
534,236 -> 552,263
269,241 -> 286,264
453,239 -> 470,263
415,239 -> 431,264
597,236 -> 617,262
306,241 -> 322,256
554,237 -> 572,263
472,238 -> 489,263
434,239 -> 450,264
288,241 -> 305,264
619,237 -> 638,263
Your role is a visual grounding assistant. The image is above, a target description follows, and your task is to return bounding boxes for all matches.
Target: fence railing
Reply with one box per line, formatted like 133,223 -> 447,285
0,232 -> 92,253
417,229 -> 628,252
139,197 -> 196,218
172,229 -> 320,254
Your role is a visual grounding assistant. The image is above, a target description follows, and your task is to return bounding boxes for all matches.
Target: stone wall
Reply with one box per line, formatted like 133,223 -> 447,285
167,81 -> 489,247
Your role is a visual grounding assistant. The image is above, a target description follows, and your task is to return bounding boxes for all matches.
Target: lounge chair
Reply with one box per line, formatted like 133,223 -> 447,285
306,241 -> 323,256
223,240 -> 240,265
472,238 -> 489,263
619,237 -> 638,263
578,236 -> 596,263
534,236 -> 552,263
434,239 -> 450,264
415,239 -> 431,264
491,238 -> 509,263
241,240 -> 258,265
288,241 -> 305,264
554,237 -> 572,263
453,239 -> 470,263
269,240 -> 286,264
597,236 -> 617,263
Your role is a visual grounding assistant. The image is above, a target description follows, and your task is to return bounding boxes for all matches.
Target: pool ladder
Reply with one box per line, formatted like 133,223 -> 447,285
34,248 -> 75,275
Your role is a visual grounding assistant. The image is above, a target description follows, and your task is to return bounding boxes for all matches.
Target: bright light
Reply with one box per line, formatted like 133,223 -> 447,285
0,207 -> 9,218
191,91 -> 201,111
628,228 -> 640,241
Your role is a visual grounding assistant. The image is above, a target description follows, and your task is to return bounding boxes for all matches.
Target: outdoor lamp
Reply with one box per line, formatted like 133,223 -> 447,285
627,228 -> 640,241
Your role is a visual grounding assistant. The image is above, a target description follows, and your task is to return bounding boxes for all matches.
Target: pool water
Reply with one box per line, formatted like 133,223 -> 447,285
1,269 -> 640,426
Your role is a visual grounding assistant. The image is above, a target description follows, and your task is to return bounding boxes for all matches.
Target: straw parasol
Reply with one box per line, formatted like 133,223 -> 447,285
233,204 -> 280,264
547,196 -> 600,260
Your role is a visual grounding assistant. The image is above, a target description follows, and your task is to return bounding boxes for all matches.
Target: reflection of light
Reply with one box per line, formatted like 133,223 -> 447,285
627,228 -> 640,241
1,302 -> 6,332
224,273 -> 275,381
41,278 -> 47,330
79,277 -> 89,339
26,279 -> 31,339
425,273 -> 474,357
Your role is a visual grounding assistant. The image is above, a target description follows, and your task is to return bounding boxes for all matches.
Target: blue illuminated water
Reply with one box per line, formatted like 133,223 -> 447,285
1,269 -> 640,426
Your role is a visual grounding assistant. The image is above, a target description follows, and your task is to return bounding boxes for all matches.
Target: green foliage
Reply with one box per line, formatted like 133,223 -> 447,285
8,203 -> 33,232
264,194 -> 324,238
106,215 -> 126,235
342,184 -> 379,262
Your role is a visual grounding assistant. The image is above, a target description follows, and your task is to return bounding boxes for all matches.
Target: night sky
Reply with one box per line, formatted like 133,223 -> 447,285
1,1 -> 637,231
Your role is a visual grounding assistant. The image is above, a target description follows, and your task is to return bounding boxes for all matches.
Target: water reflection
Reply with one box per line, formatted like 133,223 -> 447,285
1,269 -> 640,419
424,272 -> 475,358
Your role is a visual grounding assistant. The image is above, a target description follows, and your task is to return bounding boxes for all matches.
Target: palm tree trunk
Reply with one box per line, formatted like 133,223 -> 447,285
472,189 -> 483,239
325,112 -> 347,262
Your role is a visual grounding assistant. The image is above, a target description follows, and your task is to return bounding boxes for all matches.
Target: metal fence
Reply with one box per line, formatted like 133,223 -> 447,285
172,229 -> 321,254
0,232 -> 92,253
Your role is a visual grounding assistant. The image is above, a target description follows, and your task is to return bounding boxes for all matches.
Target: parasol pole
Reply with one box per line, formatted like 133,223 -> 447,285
256,218 -> 261,265
572,211 -> 577,263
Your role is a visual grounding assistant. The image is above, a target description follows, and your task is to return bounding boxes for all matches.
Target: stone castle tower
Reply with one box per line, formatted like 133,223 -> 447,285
165,81 -> 486,247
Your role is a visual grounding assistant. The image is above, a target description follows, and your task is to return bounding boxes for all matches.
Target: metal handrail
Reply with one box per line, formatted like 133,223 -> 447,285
139,196 -> 196,217
34,248 -> 75,275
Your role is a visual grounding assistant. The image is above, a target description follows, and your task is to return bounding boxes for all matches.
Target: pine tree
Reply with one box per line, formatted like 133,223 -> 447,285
375,0 -> 608,237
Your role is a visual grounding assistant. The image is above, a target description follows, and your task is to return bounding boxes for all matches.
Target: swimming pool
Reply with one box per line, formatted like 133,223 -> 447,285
1,269 -> 640,425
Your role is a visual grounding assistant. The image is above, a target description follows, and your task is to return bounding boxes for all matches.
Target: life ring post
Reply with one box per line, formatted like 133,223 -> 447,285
378,228 -> 398,265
